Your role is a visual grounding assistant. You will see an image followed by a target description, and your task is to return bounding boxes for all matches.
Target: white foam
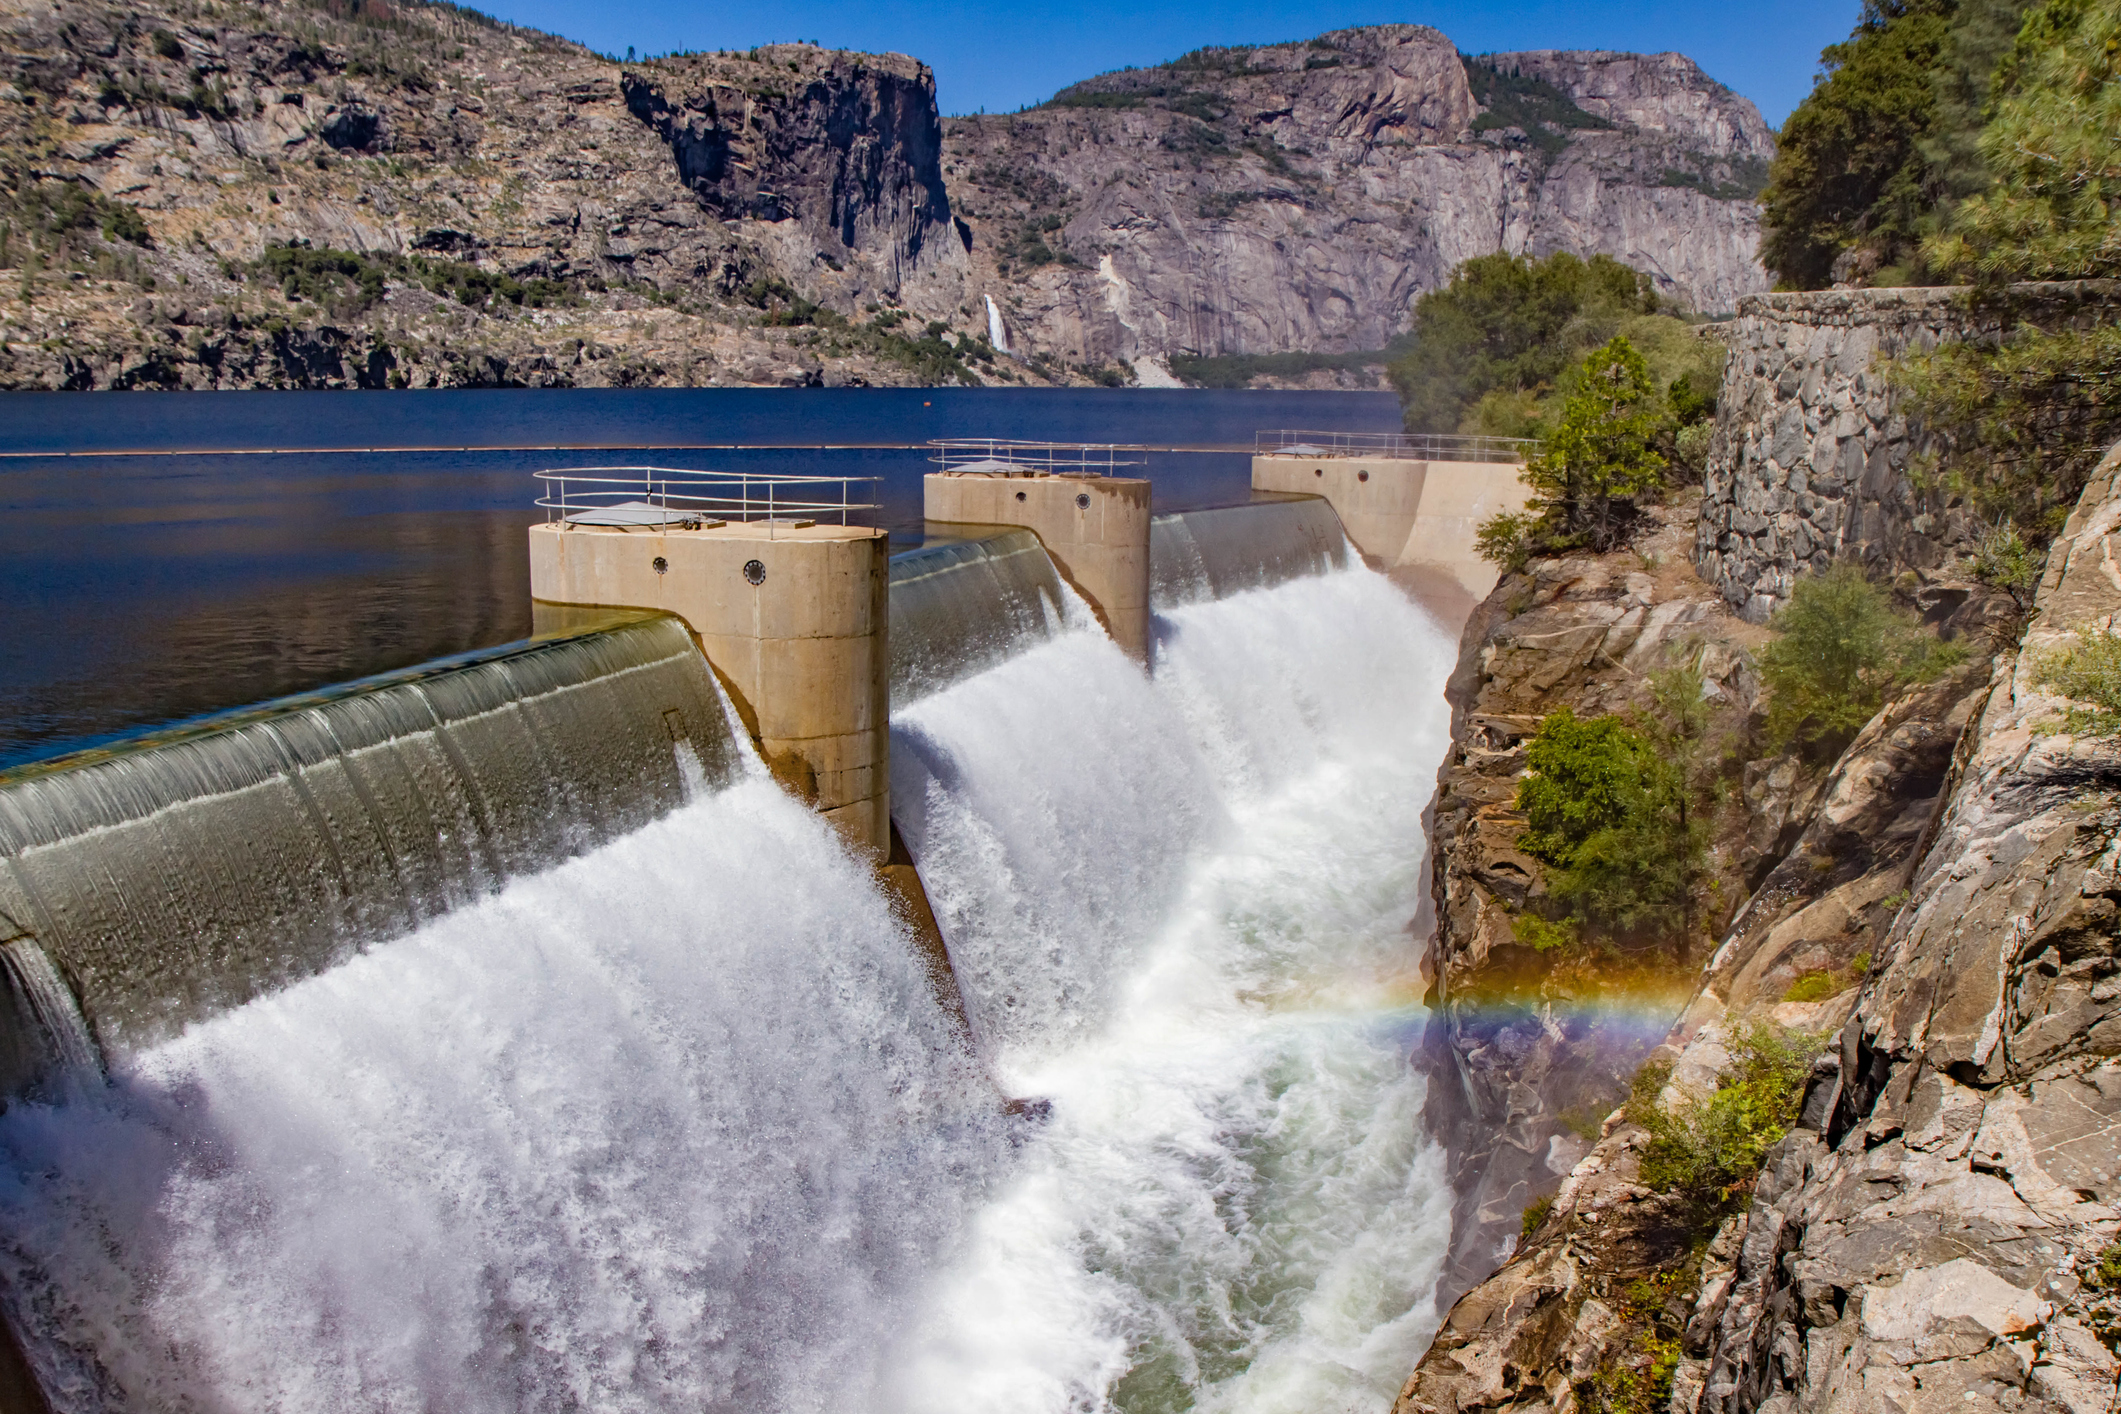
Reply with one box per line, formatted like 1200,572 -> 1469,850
0,563 -> 1463,1414
0,779 -> 1003,1413
883,568 -> 1460,1414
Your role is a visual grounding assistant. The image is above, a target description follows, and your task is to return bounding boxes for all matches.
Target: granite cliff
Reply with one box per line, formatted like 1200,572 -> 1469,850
1396,284 -> 2121,1414
0,0 -> 1770,389
947,31 -> 1774,383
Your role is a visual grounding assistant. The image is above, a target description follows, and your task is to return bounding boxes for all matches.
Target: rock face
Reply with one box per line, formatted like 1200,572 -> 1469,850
945,30 -> 1774,378
1419,496 -> 1774,1308
0,0 -> 1770,389
620,57 -> 952,284
1396,441 -> 2121,1414
1695,284 -> 2121,622
1690,443 -> 2121,1414
0,0 -> 991,389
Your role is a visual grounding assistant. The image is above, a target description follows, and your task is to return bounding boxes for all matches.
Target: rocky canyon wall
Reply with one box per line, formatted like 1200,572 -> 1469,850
0,0 -> 1771,389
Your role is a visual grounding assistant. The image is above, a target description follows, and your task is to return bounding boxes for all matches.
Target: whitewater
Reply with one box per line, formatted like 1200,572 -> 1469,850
0,563 -> 1457,1413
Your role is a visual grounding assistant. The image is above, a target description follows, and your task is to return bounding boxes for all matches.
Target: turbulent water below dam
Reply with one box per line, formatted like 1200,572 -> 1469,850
0,565 -> 1455,1413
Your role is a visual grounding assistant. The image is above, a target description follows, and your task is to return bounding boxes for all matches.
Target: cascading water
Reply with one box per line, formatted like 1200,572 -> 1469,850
0,774 -> 1009,1412
885,564 -> 1460,1412
1148,497 -> 1351,610
0,513 -> 1461,1414
888,530 -> 1071,702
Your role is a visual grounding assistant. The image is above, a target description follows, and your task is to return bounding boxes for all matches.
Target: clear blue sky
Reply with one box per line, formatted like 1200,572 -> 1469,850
479,0 -> 1856,126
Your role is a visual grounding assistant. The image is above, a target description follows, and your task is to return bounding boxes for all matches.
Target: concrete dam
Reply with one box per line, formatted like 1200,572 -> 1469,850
0,438 -> 1526,1413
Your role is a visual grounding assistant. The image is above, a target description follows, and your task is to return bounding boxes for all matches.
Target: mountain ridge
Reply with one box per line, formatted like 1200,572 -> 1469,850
0,0 -> 1771,389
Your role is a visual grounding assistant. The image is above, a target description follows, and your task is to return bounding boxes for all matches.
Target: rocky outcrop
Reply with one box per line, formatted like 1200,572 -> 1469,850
1688,442 -> 2121,1414
619,56 -> 952,283
1397,442 -> 2121,1414
1695,284 -> 2121,622
1419,495 -> 1774,1308
0,0 -> 1000,389
944,31 -> 1772,378
0,0 -> 1771,389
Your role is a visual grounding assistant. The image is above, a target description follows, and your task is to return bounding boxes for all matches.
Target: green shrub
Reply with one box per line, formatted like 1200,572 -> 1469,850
1511,911 -> 1579,952
2035,626 -> 2121,735
1522,1194 -> 1556,1238
1518,708 -> 1653,866
1782,970 -> 1843,1002
1636,1025 -> 1816,1221
1387,251 -> 1657,434
1516,669 -> 1717,953
1759,564 -> 1965,760
1971,519 -> 2043,607
1475,509 -> 1539,572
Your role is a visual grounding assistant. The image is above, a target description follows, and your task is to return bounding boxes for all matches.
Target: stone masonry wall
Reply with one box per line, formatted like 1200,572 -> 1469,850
1693,282 -> 2121,622
1693,288 -> 1983,623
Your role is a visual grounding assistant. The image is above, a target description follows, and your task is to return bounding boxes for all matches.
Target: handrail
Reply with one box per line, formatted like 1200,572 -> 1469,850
928,439 -> 1145,475
1253,430 -> 1532,464
534,466 -> 881,529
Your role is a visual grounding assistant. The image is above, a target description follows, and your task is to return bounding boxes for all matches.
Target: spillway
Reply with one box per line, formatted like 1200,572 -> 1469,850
888,528 -> 1074,703
1149,495 -> 1351,610
0,508 -> 1460,1413
0,614 -> 738,1081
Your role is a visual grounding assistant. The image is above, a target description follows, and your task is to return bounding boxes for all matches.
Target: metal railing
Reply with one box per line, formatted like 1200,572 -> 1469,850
534,466 -> 881,529
1253,430 -> 1532,464
928,439 -> 1145,475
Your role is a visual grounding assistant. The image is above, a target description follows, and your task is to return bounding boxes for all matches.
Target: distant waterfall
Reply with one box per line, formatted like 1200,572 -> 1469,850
984,295 -> 1010,354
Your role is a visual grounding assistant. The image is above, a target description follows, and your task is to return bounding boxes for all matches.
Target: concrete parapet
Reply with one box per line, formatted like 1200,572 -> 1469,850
923,471 -> 1152,661
529,520 -> 890,854
1252,453 -> 1529,606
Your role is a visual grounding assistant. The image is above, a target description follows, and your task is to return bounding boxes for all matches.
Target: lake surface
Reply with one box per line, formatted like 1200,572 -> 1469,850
0,387 -> 1399,768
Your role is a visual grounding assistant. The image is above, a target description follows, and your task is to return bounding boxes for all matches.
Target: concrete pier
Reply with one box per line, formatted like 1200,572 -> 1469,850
1252,448 -> 1530,607
528,519 -> 890,854
924,468 -> 1153,661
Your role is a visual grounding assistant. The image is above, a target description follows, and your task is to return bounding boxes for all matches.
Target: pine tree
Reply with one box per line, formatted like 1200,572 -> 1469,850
1521,336 -> 1666,552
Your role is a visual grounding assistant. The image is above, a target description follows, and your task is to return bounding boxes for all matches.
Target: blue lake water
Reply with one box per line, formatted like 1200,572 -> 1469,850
0,387 -> 1399,767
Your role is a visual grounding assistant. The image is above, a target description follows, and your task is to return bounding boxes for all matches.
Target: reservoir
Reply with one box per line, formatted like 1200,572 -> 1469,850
0,387 -> 1397,768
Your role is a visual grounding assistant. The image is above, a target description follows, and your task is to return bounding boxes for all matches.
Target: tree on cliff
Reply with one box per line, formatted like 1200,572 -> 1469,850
1519,336 -> 1666,553
1758,0 -> 2029,287
1388,252 -> 1657,433
1923,0 -> 2121,283
1894,0 -> 2121,539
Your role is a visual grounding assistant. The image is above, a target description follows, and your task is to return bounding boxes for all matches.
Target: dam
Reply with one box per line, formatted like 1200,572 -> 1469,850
0,437 -> 1524,1413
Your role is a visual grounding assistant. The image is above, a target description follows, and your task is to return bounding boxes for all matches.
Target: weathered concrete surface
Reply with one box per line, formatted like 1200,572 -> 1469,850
923,471 -> 1152,660
1253,452 -> 1533,605
528,519 -> 891,851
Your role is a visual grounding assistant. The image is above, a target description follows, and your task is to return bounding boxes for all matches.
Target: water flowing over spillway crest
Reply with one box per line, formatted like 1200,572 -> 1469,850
0,546 -> 1459,1413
